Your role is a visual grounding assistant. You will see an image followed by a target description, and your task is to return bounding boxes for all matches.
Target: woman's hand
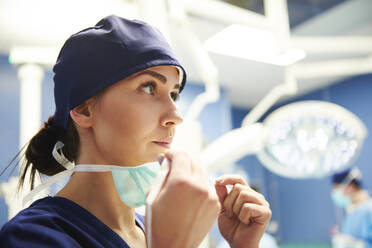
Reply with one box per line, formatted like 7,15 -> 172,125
215,175 -> 272,248
147,151 -> 220,248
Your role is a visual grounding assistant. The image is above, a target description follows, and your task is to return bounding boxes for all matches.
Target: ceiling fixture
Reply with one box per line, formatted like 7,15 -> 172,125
204,24 -> 306,66
257,101 -> 368,178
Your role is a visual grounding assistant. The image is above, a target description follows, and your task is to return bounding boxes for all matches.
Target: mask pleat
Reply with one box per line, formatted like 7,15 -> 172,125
142,166 -> 157,178
137,168 -> 151,183
129,170 -> 146,199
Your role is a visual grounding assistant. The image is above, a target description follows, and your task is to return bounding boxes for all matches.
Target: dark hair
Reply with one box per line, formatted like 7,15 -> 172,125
350,179 -> 362,189
1,78 -> 109,191
1,116 -> 80,191
332,168 -> 362,189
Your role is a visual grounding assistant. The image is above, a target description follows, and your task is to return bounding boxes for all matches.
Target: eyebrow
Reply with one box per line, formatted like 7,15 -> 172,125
135,70 -> 181,89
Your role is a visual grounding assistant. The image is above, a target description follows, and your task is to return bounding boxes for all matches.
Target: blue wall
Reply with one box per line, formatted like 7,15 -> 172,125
232,74 -> 372,244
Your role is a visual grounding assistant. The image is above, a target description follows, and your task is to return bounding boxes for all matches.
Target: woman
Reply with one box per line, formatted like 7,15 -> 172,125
0,15 -> 271,247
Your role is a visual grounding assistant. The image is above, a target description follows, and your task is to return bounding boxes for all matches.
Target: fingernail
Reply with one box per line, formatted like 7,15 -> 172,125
215,177 -> 223,183
158,154 -> 164,164
225,211 -> 231,218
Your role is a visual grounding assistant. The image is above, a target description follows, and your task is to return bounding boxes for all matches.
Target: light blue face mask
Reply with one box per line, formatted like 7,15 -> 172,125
331,189 -> 351,208
23,141 -> 160,208
112,162 -> 160,207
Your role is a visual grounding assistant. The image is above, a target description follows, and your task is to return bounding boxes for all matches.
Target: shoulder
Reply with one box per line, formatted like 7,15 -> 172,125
0,197 -> 80,247
1,196 -> 134,248
354,200 -> 372,215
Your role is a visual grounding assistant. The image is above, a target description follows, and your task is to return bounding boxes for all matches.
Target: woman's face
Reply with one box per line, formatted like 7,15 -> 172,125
90,66 -> 183,166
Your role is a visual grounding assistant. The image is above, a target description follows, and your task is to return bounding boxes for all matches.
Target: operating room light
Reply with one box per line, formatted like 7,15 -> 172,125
204,24 -> 306,66
257,101 -> 368,178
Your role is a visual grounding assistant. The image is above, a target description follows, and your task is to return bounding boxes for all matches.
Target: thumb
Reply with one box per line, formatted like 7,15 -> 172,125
146,155 -> 171,197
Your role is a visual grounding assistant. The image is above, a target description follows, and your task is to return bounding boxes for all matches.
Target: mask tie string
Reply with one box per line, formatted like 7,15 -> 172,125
23,141 -> 75,207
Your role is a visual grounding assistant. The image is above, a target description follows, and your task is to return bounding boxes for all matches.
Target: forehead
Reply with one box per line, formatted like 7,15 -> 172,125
104,65 -> 181,93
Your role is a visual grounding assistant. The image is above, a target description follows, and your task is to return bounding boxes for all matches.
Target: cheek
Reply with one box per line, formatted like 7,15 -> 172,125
96,98 -> 159,147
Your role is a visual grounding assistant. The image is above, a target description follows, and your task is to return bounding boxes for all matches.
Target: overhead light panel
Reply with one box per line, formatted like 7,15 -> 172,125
204,24 -> 306,66
257,101 -> 368,178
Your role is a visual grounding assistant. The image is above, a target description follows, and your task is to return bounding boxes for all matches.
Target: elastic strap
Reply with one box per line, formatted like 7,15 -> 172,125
52,141 -> 74,170
22,169 -> 73,207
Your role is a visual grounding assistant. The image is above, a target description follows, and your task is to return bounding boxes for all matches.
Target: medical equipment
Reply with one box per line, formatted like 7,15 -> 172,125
202,101 -> 367,178
258,102 -> 367,178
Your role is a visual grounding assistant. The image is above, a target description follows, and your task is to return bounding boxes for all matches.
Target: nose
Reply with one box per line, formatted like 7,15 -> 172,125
161,102 -> 183,127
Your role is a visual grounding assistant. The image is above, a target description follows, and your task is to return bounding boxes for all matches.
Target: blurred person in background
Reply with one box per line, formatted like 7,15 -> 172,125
331,167 -> 372,248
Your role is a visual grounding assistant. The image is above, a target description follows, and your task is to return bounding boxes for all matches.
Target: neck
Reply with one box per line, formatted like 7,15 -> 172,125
55,171 -> 136,231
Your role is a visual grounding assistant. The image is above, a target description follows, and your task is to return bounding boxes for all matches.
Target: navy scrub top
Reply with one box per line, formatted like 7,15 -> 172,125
0,196 -> 145,247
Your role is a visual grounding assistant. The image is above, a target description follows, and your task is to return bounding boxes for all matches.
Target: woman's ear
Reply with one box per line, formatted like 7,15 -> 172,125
70,100 -> 95,128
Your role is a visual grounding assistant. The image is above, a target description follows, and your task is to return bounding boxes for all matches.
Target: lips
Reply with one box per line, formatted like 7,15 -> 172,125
153,137 -> 173,148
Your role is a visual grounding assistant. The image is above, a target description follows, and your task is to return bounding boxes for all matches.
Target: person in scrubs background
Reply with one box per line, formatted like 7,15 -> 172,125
331,167 -> 372,248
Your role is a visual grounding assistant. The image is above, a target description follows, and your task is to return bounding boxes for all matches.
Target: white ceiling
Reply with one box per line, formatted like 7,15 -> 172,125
174,0 -> 372,108
0,0 -> 371,108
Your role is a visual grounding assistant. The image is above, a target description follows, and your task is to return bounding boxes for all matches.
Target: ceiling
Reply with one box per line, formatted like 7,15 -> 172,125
175,0 -> 372,108
223,0 -> 349,28
0,0 -> 371,108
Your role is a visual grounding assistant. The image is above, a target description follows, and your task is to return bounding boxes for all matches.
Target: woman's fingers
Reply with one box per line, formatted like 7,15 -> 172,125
150,151 -> 221,247
164,151 -> 192,178
221,184 -> 265,213
214,184 -> 228,206
163,150 -> 218,208
215,174 -> 248,186
232,189 -> 269,215
215,174 -> 270,221
238,203 -> 272,225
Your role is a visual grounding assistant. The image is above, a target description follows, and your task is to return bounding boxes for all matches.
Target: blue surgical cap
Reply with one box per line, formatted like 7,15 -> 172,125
53,15 -> 186,130
332,167 -> 362,188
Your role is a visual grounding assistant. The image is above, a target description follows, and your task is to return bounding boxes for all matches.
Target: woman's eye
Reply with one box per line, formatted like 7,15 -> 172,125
171,92 -> 180,102
142,82 -> 156,95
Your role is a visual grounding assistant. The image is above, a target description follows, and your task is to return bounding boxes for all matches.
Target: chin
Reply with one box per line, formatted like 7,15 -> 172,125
146,151 -> 165,162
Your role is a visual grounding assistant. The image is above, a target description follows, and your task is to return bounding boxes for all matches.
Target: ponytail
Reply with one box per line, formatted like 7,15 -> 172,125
1,116 -> 80,191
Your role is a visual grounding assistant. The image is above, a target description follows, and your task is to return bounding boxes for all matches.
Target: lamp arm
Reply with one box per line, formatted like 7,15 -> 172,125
201,123 -> 266,173
242,66 -> 297,126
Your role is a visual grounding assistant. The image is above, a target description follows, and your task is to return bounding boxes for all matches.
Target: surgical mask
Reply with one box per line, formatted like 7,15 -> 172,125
23,141 -> 160,207
112,162 -> 159,207
331,189 -> 351,208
